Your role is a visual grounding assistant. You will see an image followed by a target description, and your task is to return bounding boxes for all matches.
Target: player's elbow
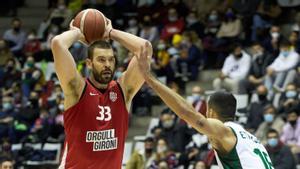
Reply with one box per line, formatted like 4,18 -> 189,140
51,36 -> 62,49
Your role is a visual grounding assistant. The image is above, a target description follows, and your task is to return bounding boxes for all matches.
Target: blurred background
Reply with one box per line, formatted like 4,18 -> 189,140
1,0 -> 300,169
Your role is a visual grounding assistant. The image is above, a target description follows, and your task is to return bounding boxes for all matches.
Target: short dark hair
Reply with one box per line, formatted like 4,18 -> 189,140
208,91 -> 236,121
267,128 -> 279,136
279,40 -> 291,48
11,17 -> 21,23
87,41 -> 113,59
231,42 -> 242,52
144,137 -> 154,143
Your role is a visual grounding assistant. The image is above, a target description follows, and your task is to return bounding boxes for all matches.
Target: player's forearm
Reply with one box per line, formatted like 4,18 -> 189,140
144,73 -> 206,123
52,29 -> 81,49
110,29 -> 149,54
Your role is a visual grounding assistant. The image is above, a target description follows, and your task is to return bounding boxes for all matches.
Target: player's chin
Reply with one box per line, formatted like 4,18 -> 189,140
101,74 -> 113,83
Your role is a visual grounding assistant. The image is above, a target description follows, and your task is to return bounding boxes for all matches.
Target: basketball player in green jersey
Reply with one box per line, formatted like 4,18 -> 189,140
136,43 -> 274,169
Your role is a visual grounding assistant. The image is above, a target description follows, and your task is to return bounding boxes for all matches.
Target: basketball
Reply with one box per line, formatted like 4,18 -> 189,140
73,8 -> 106,44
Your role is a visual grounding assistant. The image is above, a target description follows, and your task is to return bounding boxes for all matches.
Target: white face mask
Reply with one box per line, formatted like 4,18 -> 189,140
157,146 -> 167,153
271,32 -> 280,39
58,104 -> 64,111
168,16 -> 178,22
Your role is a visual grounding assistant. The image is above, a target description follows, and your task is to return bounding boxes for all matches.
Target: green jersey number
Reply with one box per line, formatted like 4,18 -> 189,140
253,148 -> 273,169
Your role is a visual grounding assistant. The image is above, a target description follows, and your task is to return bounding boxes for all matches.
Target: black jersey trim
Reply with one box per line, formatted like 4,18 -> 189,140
116,82 -> 126,103
79,81 -> 87,101
87,78 -> 107,94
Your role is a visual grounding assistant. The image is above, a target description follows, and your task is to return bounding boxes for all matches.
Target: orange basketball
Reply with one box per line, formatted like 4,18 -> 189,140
73,8 -> 106,44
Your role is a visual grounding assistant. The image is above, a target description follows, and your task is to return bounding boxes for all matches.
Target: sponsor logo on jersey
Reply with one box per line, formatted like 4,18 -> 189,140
89,92 -> 99,96
109,91 -> 117,102
86,129 -> 118,151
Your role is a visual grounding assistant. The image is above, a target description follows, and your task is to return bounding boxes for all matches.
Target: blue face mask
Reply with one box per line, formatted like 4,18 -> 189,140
264,114 -> 274,123
285,90 -> 297,98
2,102 -> 12,111
281,51 -> 289,57
267,138 -> 278,147
73,42 -> 82,49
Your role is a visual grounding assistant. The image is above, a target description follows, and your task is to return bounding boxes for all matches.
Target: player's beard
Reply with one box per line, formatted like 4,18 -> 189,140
92,65 -> 115,85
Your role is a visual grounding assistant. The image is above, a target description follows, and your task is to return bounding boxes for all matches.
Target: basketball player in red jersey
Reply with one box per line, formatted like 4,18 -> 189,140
51,17 -> 152,169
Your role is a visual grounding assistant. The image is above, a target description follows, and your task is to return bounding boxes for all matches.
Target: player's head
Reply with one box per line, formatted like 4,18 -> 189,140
0,158 -> 13,169
207,91 -> 236,122
86,41 -> 117,85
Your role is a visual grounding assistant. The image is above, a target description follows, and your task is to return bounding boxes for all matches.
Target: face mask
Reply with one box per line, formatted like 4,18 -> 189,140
289,120 -> 297,126
234,53 -> 243,59
258,94 -> 267,101
157,146 -> 167,153
27,62 -> 34,68
264,114 -> 274,123
13,27 -> 20,32
209,14 -> 217,21
281,51 -> 289,57
157,43 -> 166,50
145,148 -> 153,154
162,119 -> 174,129
143,21 -> 151,27
285,90 -> 297,98
3,102 -> 12,111
58,104 -> 64,111
192,93 -> 201,101
225,12 -> 234,20
168,16 -> 178,22
267,138 -> 278,147
271,32 -> 280,39
186,17 -> 197,25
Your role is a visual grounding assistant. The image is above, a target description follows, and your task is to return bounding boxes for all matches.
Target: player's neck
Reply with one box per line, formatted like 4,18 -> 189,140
89,76 -> 109,89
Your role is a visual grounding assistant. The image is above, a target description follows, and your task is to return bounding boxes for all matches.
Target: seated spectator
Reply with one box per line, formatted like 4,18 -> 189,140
0,158 -> 14,169
256,104 -> 285,145
0,59 -> 21,89
48,0 -> 72,29
185,10 -> 205,38
30,109 -> 52,142
2,18 -> 26,60
204,10 -> 221,36
216,8 -> 242,41
0,40 -> 13,67
125,17 -> 139,36
149,138 -> 178,169
262,25 -> 283,57
0,96 -> 15,140
23,30 -> 41,56
246,85 -> 271,133
186,85 -> 207,116
265,41 -> 299,98
278,83 -> 300,115
178,146 -> 201,169
240,42 -> 274,94
213,43 -> 251,94
160,8 -> 185,40
289,31 -> 300,53
126,137 -> 155,169
139,15 -> 159,44
266,129 -> 296,169
277,0 -> 300,7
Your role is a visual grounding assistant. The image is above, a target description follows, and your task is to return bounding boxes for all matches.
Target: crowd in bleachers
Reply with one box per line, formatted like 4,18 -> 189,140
1,0 -> 300,169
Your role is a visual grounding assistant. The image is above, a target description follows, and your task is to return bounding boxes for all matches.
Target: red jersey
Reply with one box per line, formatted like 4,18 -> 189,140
59,79 -> 129,169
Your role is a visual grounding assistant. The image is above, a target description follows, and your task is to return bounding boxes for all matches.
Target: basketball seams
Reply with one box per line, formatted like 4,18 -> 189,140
80,9 -> 90,36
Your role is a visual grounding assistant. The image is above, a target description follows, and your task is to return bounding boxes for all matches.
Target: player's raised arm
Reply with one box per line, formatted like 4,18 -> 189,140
135,44 -> 232,139
50,21 -> 85,108
106,18 -> 152,105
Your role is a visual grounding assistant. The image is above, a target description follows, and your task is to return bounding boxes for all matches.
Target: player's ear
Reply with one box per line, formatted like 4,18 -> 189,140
86,58 -> 92,69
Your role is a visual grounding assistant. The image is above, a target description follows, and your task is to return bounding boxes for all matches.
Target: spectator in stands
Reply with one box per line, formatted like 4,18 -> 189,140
281,108 -> 300,157
48,0 -> 72,29
160,8 -> 185,40
216,8 -> 242,43
262,25 -> 283,57
246,85 -> 271,133
186,85 -> 206,116
126,137 -> 155,169
177,31 -> 203,81
23,30 -> 41,56
30,109 -> 52,142
185,10 -> 204,38
266,129 -> 296,169
204,10 -> 221,36
265,41 -> 299,98
194,160 -> 206,169
0,96 -> 15,140
240,42 -> 274,94
0,40 -> 13,67
139,15 -> 159,44
0,158 -> 13,169
149,138 -> 178,169
2,18 -> 26,59
212,43 -> 251,94
289,31 -> 300,53
278,83 -> 300,114
0,59 -> 21,90
178,146 -> 201,169
125,17 -> 139,36
256,104 -> 285,144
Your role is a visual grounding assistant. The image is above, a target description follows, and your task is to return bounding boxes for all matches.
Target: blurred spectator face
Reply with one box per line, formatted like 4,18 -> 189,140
128,18 -> 137,28
186,12 -> 198,26
285,84 -> 298,99
161,113 -> 175,129
143,15 -> 152,27
25,56 -> 35,69
233,46 -> 243,60
195,161 -> 206,169
256,85 -> 268,101
252,43 -> 264,57
156,138 -> 168,153
158,161 -> 169,169
29,91 -> 39,108
5,59 -> 15,71
287,111 -> 298,127
144,137 -> 154,154
57,0 -> 66,10
157,40 -> 167,51
192,86 -> 202,100
1,160 -> 13,169
11,19 -> 21,33
168,8 -> 178,22
152,127 -> 162,139
289,31 -> 299,44
225,8 -> 235,21
2,96 -> 13,112
270,26 -> 280,39
267,131 -> 279,148
263,106 -> 276,123
208,10 -> 218,22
